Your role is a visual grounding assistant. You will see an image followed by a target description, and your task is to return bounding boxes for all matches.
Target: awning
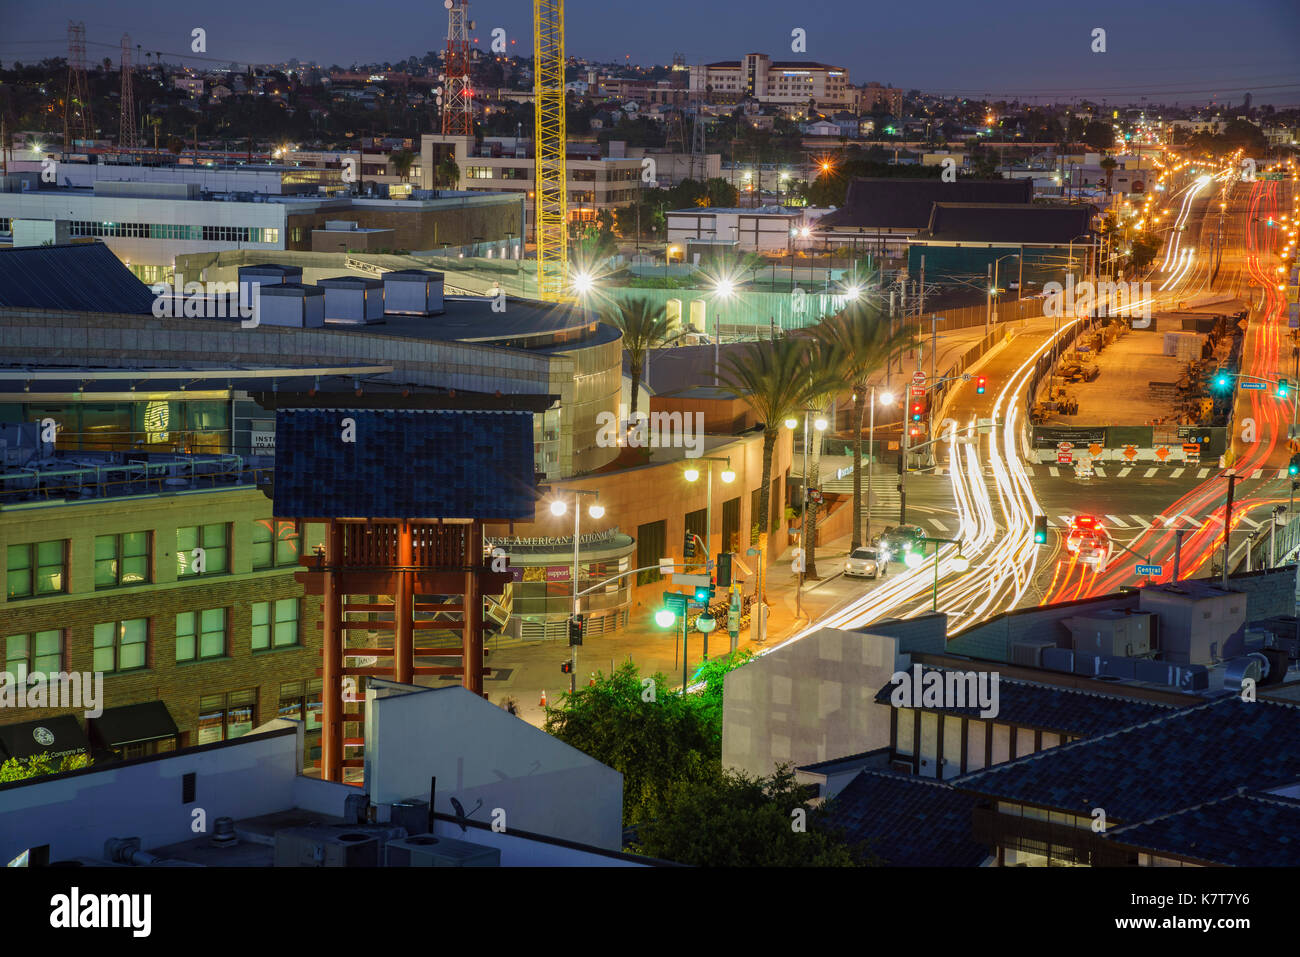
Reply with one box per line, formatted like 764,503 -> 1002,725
0,715 -> 90,762
87,701 -> 179,749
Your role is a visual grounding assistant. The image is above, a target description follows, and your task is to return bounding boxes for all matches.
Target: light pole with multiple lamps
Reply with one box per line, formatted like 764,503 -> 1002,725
684,456 -> 736,562
549,489 -> 604,695
786,408 -> 828,617
860,386 -> 894,547
903,535 -> 970,611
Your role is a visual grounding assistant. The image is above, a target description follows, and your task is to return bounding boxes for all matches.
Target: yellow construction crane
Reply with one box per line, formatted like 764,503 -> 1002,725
533,0 -> 568,301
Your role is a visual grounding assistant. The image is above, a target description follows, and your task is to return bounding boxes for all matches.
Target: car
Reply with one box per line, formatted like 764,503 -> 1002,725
845,546 -> 881,579
1065,515 -> 1105,553
1076,532 -> 1112,566
879,524 -> 927,558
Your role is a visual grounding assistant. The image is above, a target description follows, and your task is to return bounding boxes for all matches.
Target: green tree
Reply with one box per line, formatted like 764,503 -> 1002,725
604,297 -> 674,427
1128,230 -> 1162,275
630,764 -> 874,866
0,753 -> 90,782
436,153 -> 459,189
717,337 -> 840,598
389,148 -> 416,182
811,295 -> 921,548
1099,156 -> 1118,193
1081,120 -> 1114,150
543,661 -> 721,824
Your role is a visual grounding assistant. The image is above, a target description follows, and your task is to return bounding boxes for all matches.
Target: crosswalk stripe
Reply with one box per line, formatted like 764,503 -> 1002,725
1118,467 -> 1132,477
1251,469 -> 1263,479
929,518 -> 950,532
1197,468 -> 1210,478
1094,466 -> 1106,477
1058,515 -> 1074,525
1171,468 -> 1184,478
1144,468 -> 1158,478
1105,515 -> 1129,527
1048,467 -> 1060,477
1280,469 -> 1290,480
1129,515 -> 1151,527
1023,466 -> 1035,476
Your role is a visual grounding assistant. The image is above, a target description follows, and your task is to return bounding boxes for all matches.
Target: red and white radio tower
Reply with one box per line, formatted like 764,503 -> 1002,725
119,34 -> 139,151
441,0 -> 473,136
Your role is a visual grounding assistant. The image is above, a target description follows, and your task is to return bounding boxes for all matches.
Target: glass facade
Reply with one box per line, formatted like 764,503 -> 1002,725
69,220 -> 280,244
12,400 -> 230,454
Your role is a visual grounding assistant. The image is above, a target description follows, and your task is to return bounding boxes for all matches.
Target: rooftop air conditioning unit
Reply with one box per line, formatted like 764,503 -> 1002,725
273,825 -> 404,867
384,834 -> 500,867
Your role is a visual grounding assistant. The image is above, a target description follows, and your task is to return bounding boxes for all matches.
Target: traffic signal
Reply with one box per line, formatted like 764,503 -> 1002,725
1213,371 -> 1231,391
684,533 -> 696,559
1290,454 -> 1300,477
1033,514 -> 1048,544
910,399 -> 924,422
568,614 -> 584,646
560,661 -> 573,674
693,584 -> 714,604
976,375 -> 987,395
716,552 -> 732,587
1280,378 -> 1290,399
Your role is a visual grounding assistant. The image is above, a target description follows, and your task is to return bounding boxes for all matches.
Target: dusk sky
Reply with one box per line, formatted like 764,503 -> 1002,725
3,0 -> 1299,104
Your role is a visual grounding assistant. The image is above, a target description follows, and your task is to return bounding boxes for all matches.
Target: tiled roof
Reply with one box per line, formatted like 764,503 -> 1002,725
873,665 -> 1178,737
0,241 -> 157,314
922,202 -> 1098,245
820,770 -> 990,867
816,178 -> 1032,230
953,697 -> 1300,824
1107,791 -> 1300,867
272,408 -> 537,520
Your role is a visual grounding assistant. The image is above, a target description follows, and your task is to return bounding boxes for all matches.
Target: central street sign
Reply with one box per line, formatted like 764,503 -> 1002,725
1241,381 -> 1266,390
1136,563 -> 1163,576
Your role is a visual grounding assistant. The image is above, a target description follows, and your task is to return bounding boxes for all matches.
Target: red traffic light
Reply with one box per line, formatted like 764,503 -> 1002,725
976,376 -> 987,395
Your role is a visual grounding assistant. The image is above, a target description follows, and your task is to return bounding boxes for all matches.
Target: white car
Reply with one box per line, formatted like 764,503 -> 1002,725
845,546 -> 881,579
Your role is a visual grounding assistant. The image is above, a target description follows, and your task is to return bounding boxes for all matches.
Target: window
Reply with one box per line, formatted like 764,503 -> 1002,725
278,679 -> 323,730
94,532 -> 152,588
636,520 -> 666,585
252,520 -> 299,569
3,630 -> 63,682
252,599 -> 300,650
466,166 -> 493,179
7,540 -> 67,599
197,690 -> 256,744
93,619 -> 149,674
176,608 -> 227,662
177,524 -> 230,577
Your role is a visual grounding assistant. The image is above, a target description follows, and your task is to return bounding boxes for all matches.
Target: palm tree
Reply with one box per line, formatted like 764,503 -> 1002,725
390,148 -> 416,182
718,337 -> 839,600
811,296 -> 922,549
605,298 -> 673,430
1100,156 -> 1118,193
799,335 -> 845,579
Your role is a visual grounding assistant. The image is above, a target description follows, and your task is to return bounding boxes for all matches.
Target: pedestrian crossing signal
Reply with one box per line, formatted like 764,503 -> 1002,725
1033,515 -> 1048,544
1279,378 -> 1290,399
976,376 -> 987,395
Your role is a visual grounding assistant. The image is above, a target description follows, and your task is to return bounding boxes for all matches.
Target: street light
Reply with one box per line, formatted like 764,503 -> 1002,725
861,388 -> 894,547
683,456 -> 734,566
550,488 -> 603,694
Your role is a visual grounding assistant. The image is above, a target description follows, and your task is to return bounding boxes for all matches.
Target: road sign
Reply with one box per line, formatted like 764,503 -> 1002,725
1136,563 -> 1163,576
1241,381 -> 1266,390
1123,445 -> 1138,461
1088,443 -> 1103,456
1155,446 -> 1171,461
672,573 -> 712,588
1183,443 -> 1202,461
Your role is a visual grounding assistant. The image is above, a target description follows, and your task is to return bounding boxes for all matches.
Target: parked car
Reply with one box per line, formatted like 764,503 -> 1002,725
845,546 -> 881,579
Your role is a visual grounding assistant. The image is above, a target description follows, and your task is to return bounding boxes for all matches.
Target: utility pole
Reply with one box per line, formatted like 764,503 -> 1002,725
1173,528 -> 1186,581
1222,472 -> 1239,588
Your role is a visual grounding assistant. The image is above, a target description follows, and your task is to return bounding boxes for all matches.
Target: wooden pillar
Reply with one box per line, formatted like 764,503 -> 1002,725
321,520 -> 344,782
395,520 -> 414,684
462,520 -> 484,695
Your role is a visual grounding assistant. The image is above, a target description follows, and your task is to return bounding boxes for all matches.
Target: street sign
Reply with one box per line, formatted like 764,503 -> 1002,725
1183,443 -> 1201,461
1057,441 -> 1073,464
1241,381 -> 1266,390
1136,563 -> 1163,576
672,573 -> 712,588
1123,445 -> 1138,461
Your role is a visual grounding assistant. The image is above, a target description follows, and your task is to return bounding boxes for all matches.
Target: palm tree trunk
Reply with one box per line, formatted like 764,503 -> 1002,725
852,387 -> 866,548
629,357 -> 643,429
757,428 -> 776,603
805,405 -> 826,579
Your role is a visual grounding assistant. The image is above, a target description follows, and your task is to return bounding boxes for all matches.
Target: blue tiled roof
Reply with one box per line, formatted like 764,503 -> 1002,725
0,242 -> 157,314
273,409 -> 537,519
1108,792 -> 1300,867
953,697 -> 1300,824
874,665 -> 1177,737
820,770 -> 990,867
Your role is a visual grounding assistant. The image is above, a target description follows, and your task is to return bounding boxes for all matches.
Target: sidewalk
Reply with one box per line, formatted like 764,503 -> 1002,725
496,534 -> 861,728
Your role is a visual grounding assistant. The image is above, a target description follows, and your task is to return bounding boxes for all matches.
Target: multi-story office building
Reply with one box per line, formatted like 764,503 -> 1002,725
420,134 -> 642,233
688,54 -> 856,112
0,162 -> 523,282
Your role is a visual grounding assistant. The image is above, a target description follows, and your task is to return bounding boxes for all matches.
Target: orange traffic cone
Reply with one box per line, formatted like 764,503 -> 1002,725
589,674 -> 596,687
539,689 -> 547,707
